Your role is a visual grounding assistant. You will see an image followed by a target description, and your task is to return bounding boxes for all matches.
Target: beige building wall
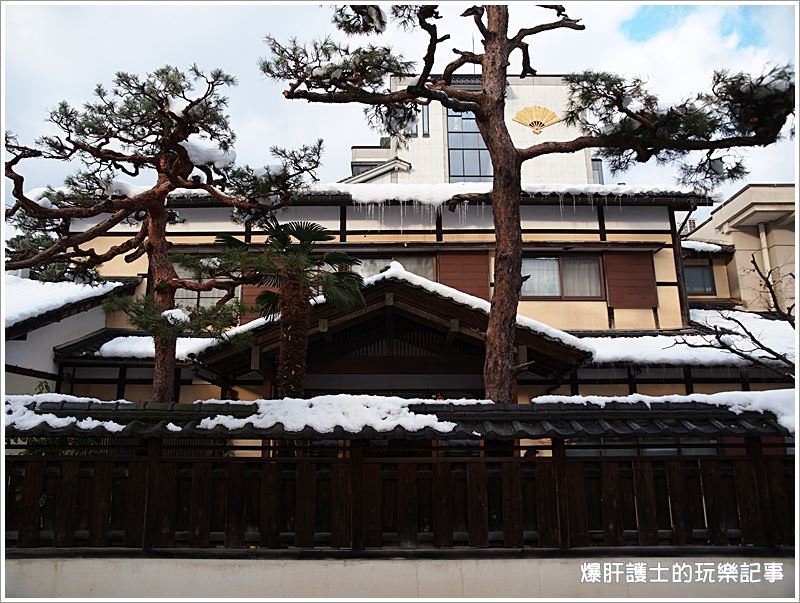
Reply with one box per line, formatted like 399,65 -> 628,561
690,184 -> 795,312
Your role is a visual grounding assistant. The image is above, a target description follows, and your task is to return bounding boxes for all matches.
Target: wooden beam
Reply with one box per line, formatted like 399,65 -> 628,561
445,319 -> 460,346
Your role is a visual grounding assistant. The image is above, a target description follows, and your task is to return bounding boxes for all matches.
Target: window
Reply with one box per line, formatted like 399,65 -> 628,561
685,264 -> 716,295
405,105 -> 429,138
447,108 -> 492,182
421,104 -> 429,137
521,256 -> 603,299
173,263 -> 239,309
591,158 -> 605,184
354,257 -> 435,280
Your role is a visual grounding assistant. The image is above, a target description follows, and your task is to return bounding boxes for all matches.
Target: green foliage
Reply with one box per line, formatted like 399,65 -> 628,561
102,294 -> 247,341
563,65 -> 795,189
332,5 -> 387,35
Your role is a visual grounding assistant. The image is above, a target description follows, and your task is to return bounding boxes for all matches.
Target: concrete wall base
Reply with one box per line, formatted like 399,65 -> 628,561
5,556 -> 794,598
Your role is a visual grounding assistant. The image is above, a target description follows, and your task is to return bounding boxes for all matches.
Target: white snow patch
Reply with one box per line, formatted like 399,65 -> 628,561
95,336 -> 217,360
682,240 -> 723,253
532,388 -> 796,433
5,394 -> 130,433
4,274 -> 123,327
199,257 -> 221,269
690,309 -> 795,363
194,394 -> 492,434
161,308 -> 191,325
179,136 -> 236,169
166,422 -> 182,432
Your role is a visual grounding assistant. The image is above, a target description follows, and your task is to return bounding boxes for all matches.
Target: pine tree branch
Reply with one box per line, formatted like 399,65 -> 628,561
510,17 -> 585,45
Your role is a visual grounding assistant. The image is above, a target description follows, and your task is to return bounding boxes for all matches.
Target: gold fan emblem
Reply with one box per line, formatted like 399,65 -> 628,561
512,106 -> 561,134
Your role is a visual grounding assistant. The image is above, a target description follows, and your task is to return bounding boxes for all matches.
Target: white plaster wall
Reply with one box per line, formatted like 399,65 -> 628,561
392,76 -> 594,184
5,306 -> 106,375
5,557 -> 793,598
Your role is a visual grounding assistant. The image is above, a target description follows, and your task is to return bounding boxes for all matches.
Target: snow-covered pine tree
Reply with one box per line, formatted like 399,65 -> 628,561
5,66 -> 323,403
261,5 -> 795,403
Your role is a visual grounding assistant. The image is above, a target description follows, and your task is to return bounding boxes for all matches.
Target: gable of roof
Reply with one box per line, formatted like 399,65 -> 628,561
340,157 -> 412,184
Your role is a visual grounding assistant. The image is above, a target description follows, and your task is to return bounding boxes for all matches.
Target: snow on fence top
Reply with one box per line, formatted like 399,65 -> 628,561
4,393 -> 490,435
309,182 -> 715,205
531,388 -> 796,433
681,240 -> 724,253
5,274 -> 124,327
94,261 -> 592,360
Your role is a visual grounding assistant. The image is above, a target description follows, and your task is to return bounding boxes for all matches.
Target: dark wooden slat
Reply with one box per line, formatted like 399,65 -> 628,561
666,460 -> 691,546
566,461 -> 589,547
89,462 -> 113,546
397,463 -> 418,548
226,463 -> 247,547
601,461 -> 623,546
330,464 -> 352,549
294,462 -> 316,548
501,462 -> 523,548
432,463 -> 453,547
155,462 -> 177,547
466,462 -> 489,547
53,461 -> 80,547
733,459 -> 765,546
699,459 -> 726,545
633,460 -> 658,546
535,461 -> 558,547
259,463 -> 281,548
764,459 -> 792,545
363,463 -> 383,548
190,462 -> 211,548
17,461 -> 46,548
124,462 -> 147,548
552,441 -> 570,548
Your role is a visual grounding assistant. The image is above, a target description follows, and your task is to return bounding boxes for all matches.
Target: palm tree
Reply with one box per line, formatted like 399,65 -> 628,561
219,217 -> 364,397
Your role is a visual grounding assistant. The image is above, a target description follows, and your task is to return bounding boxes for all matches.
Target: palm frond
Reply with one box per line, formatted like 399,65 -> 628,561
319,270 -> 365,310
215,233 -> 249,251
256,290 -> 281,319
262,215 -> 292,250
321,251 -> 362,271
283,221 -> 335,243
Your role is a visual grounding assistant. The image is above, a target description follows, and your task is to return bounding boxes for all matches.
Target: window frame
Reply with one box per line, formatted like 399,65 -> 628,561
447,108 -> 492,183
684,261 -> 717,296
520,253 -> 606,301
351,254 -> 437,281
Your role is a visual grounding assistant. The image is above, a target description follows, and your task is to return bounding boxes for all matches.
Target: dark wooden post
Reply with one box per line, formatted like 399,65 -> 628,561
350,440 -> 364,552
552,438 -> 570,548
141,437 -> 162,550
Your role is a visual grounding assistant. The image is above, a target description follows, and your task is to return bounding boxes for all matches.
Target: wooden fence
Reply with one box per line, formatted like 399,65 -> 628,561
5,438 -> 794,552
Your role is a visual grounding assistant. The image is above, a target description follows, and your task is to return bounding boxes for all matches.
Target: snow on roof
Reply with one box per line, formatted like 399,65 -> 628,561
94,262 -> 592,360
580,310 -> 795,367
690,309 -> 795,363
681,240 -> 724,253
95,335 -> 219,361
309,182 -> 715,205
4,274 -> 124,327
4,393 -> 490,435
531,388 -> 796,433
5,394 -> 130,433
194,395 -> 491,434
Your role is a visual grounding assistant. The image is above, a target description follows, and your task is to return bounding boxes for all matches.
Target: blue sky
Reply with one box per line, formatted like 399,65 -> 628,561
2,2 -> 796,208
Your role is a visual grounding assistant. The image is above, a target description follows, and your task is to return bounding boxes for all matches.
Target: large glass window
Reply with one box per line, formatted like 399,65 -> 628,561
685,265 -> 716,295
354,257 -> 435,280
521,256 -> 603,299
447,108 -> 492,182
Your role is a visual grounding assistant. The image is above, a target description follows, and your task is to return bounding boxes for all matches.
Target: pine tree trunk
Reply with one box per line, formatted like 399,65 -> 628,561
147,200 -> 179,404
480,6 -> 522,405
277,275 -> 311,398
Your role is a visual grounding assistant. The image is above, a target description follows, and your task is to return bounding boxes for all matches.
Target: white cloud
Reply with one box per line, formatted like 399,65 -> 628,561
3,2 -> 796,202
